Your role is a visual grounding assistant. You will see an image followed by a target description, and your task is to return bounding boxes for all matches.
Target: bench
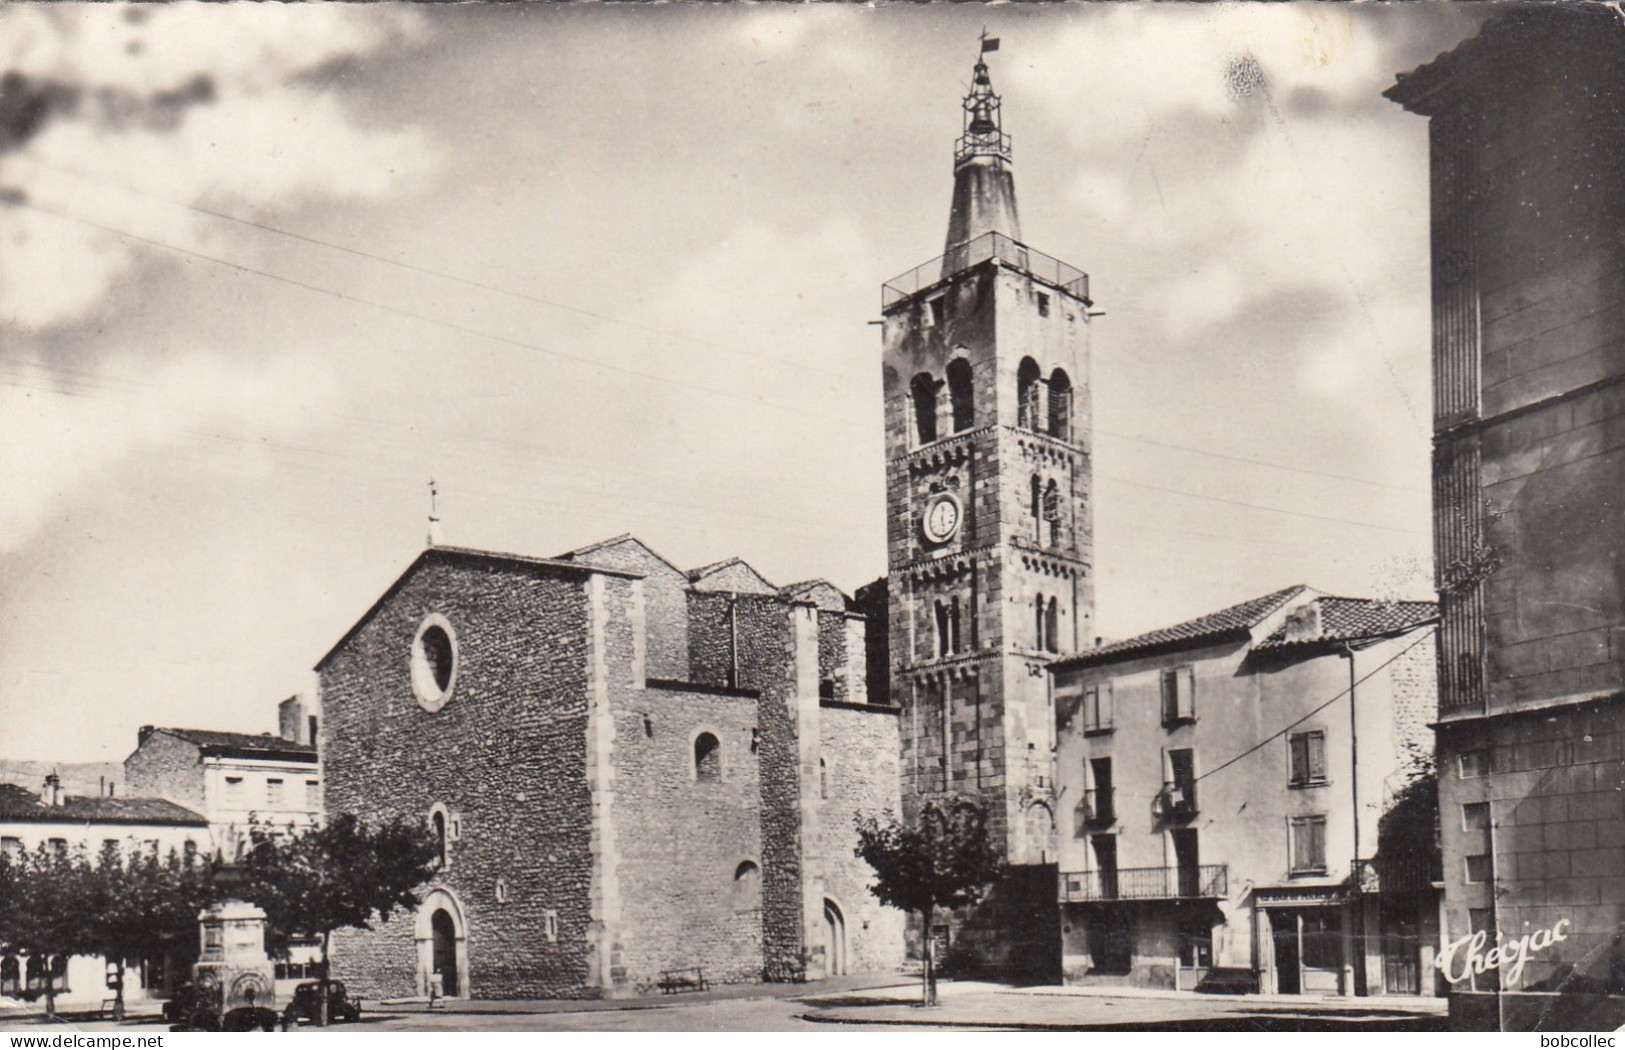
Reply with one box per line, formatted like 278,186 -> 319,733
657,968 -> 707,995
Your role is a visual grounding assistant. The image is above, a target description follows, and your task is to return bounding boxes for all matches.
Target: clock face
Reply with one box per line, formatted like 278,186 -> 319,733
922,494 -> 961,544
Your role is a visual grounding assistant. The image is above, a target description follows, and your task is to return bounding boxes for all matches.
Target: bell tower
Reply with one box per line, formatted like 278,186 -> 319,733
879,42 -> 1094,976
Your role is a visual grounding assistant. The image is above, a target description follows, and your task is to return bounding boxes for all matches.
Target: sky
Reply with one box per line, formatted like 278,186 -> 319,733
0,3 -> 1489,763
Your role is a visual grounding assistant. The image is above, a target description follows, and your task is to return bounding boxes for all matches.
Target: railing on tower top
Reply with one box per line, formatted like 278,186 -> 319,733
882,231 -> 1091,309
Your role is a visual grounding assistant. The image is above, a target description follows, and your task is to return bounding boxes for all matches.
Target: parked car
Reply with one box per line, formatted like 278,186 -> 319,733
283,979 -> 362,1025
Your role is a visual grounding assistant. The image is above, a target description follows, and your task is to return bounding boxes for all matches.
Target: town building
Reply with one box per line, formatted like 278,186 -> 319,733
0,774 -> 209,1007
1387,7 -> 1625,1031
876,46 -> 1094,978
318,536 -> 904,1000
1050,587 -> 1438,997
123,707 -> 321,851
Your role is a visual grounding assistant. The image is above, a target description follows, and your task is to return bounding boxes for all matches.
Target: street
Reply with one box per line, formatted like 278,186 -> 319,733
0,979 -> 1448,1033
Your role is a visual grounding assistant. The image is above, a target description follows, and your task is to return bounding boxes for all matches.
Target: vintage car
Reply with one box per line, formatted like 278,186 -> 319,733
282,979 -> 363,1025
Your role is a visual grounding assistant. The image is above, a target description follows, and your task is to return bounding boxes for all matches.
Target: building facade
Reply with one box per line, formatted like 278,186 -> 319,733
1388,8 -> 1625,1030
123,719 -> 321,851
319,537 -> 904,1000
879,48 -> 1095,977
0,775 -> 209,1007
1051,588 -> 1438,997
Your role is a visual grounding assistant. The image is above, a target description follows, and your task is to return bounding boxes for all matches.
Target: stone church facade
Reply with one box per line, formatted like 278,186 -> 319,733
320,537 -> 904,1000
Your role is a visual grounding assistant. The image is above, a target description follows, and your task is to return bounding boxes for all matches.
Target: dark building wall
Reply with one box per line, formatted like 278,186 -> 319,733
608,684 -> 765,987
854,578 -> 891,707
122,732 -> 204,811
323,557 -> 597,999
1390,9 -> 1625,1023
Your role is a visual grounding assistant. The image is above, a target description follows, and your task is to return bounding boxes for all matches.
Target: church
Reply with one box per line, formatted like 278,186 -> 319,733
321,46 -> 1091,997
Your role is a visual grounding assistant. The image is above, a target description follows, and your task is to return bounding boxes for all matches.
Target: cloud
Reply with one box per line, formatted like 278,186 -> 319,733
0,3 -> 433,331
0,346 -> 347,550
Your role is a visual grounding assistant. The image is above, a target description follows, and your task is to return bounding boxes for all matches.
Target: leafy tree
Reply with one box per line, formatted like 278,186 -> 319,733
5,845 -> 93,1018
854,799 -> 1004,1006
82,847 -> 217,1019
242,813 -> 438,1025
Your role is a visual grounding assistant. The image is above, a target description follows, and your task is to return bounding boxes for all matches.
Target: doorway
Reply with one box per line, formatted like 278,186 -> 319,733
432,909 -> 459,996
823,899 -> 847,977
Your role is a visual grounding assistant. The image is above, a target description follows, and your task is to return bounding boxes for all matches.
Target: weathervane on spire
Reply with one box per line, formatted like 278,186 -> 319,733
957,30 -> 1009,168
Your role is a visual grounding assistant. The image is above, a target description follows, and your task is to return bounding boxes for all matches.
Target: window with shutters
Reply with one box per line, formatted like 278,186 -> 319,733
266,778 -> 284,807
1164,748 -> 1197,817
1288,730 -> 1327,787
1082,682 -> 1113,733
1288,815 -> 1327,875
1160,666 -> 1196,725
1086,757 -> 1114,826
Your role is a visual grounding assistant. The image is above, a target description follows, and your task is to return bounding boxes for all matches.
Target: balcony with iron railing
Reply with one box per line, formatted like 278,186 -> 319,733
1350,855 -> 1443,896
882,231 -> 1091,309
1059,864 -> 1229,903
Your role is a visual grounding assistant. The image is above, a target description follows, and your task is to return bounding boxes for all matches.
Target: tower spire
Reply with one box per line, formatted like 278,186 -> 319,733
944,36 -> 1021,256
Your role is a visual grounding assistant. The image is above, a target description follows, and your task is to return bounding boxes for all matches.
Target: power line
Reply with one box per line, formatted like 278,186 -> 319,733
1099,474 -> 1428,536
1,195 -> 813,414
1193,625 -> 1436,786
1095,428 -> 1427,494
10,160 -> 1433,498
11,156 -> 849,381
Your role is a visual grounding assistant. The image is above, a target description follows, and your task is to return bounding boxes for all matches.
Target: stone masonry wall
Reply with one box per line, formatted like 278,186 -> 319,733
687,592 -> 734,688
609,684 -> 764,987
323,555 -> 598,999
568,538 -> 689,681
817,610 -> 849,702
122,732 -> 204,811
818,705 -> 907,973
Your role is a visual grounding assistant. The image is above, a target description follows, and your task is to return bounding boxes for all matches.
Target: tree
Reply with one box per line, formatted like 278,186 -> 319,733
242,813 -> 438,1026
854,799 -> 1004,1006
82,847 -> 217,1019
5,845 -> 93,1018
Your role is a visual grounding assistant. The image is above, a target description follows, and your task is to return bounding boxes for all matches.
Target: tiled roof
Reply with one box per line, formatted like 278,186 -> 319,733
687,557 -> 745,581
1051,586 -> 1309,669
153,728 -> 316,758
0,783 -> 207,826
1254,597 -> 1437,651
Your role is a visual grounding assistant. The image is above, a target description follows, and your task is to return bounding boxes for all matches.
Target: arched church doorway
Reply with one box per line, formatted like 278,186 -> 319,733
823,898 -> 847,977
414,888 -> 468,999
431,910 -> 458,996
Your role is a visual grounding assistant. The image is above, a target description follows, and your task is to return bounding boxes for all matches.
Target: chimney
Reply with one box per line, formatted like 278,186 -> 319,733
1283,603 -> 1324,643
138,725 -> 155,746
41,772 -> 61,807
278,696 -> 306,744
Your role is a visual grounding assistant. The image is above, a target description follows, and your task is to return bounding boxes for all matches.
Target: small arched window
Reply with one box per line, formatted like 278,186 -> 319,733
432,811 -> 447,867
1017,358 -> 1042,430
733,860 -> 762,910
1044,479 -> 1062,547
1031,475 -> 1043,534
947,358 -> 974,433
1046,597 -> 1060,654
1035,594 -> 1046,652
694,732 -> 722,782
1048,368 -> 1073,440
949,596 -> 963,655
911,373 -> 940,445
935,601 -> 951,658
819,758 -> 829,800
